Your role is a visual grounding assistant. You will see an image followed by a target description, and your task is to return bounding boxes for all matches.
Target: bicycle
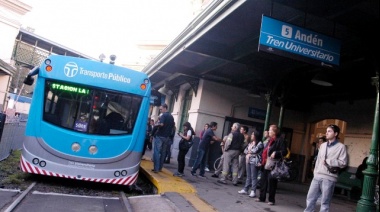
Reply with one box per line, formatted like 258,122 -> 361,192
214,156 -> 222,170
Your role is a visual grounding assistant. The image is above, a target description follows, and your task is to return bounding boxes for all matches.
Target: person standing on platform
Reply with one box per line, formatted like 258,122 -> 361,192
173,122 -> 195,177
238,125 -> 250,184
152,103 -> 174,173
262,130 -> 269,147
147,119 -> 154,150
304,124 -> 347,212
238,130 -> 263,197
191,122 -> 221,177
200,123 -> 211,172
255,124 -> 287,205
142,117 -> 152,158
217,122 -> 244,185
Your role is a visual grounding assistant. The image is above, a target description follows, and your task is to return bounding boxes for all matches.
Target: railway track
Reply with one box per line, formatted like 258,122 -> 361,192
0,171 -> 156,212
1,181 -> 134,212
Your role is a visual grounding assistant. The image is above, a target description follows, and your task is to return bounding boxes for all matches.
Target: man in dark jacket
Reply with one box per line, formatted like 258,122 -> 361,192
152,104 -> 174,173
218,122 -> 244,185
191,122 -> 222,177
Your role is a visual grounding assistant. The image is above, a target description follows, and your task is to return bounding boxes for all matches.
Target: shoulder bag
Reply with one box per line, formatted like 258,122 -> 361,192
324,146 -> 341,174
179,138 -> 193,151
264,148 -> 279,170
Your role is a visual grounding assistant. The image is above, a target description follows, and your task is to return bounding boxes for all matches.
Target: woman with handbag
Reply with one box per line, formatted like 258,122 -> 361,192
255,124 -> 287,205
173,122 -> 195,177
238,130 -> 264,198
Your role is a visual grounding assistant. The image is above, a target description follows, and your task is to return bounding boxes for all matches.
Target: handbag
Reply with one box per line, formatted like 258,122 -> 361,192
264,146 -> 278,170
179,139 -> 193,151
264,157 -> 278,170
249,156 -> 257,165
270,159 -> 290,179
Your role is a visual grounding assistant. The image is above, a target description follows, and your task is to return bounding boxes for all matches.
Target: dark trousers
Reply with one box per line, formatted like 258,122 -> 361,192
259,168 -> 278,203
147,138 -> 152,150
142,138 -> 150,156
177,149 -> 189,173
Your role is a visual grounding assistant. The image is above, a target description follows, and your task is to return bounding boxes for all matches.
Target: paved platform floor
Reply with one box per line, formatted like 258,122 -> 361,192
140,149 -> 358,212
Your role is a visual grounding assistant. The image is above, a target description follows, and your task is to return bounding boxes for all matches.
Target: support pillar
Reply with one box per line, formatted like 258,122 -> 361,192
278,104 -> 284,130
356,73 -> 379,212
263,92 -> 272,135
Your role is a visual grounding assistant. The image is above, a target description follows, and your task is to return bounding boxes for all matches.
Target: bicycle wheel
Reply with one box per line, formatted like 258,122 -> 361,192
214,157 -> 221,170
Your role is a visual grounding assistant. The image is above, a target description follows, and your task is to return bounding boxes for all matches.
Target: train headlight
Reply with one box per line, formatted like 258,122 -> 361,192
140,78 -> 149,90
71,142 -> 81,152
89,145 -> 98,155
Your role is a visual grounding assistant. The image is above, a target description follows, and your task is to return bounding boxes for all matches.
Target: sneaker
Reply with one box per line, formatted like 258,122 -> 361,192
211,174 -> 219,178
173,172 -> 183,177
204,167 -> 210,172
238,189 -> 248,194
268,202 -> 275,205
199,175 -> 207,178
191,172 -> 197,176
249,191 -> 256,198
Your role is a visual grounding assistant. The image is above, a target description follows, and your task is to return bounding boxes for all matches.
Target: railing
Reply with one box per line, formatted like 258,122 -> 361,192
0,118 -> 26,161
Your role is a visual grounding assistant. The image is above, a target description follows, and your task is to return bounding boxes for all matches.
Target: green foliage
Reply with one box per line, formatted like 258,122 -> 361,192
0,149 -> 31,189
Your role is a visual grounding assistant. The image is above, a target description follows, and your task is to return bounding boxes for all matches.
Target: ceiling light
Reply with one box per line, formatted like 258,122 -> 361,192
158,84 -> 173,96
247,88 -> 261,98
311,72 -> 333,86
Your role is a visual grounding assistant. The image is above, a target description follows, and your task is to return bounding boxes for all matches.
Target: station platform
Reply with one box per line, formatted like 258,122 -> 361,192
0,149 -> 359,212
134,150 -> 358,212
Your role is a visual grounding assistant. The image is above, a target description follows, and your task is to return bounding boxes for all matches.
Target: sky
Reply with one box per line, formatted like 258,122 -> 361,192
21,0 -> 196,65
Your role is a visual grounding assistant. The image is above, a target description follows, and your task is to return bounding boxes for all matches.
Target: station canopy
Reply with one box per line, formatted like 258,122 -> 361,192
144,0 -> 379,111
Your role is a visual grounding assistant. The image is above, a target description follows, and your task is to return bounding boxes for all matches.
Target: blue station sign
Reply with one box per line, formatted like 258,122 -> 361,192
248,107 -> 266,120
258,16 -> 341,69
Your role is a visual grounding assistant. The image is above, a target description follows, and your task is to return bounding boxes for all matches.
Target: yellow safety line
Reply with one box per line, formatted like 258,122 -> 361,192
140,159 -> 216,212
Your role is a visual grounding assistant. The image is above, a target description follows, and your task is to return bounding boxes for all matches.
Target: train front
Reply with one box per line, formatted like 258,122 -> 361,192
20,55 -> 151,185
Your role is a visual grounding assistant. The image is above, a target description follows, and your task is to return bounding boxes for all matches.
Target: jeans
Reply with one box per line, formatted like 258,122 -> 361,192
165,139 -> 173,161
244,162 -> 260,192
191,148 -> 206,176
153,136 -> 169,171
304,177 -> 336,212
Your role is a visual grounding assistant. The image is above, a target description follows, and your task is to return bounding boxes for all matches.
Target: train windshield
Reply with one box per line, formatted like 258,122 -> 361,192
43,80 -> 142,135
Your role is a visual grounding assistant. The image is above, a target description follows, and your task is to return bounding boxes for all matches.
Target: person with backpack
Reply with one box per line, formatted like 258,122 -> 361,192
173,122 -> 195,177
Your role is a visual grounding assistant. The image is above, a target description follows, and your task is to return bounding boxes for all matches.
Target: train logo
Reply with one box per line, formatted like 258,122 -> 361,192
64,62 -> 79,78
